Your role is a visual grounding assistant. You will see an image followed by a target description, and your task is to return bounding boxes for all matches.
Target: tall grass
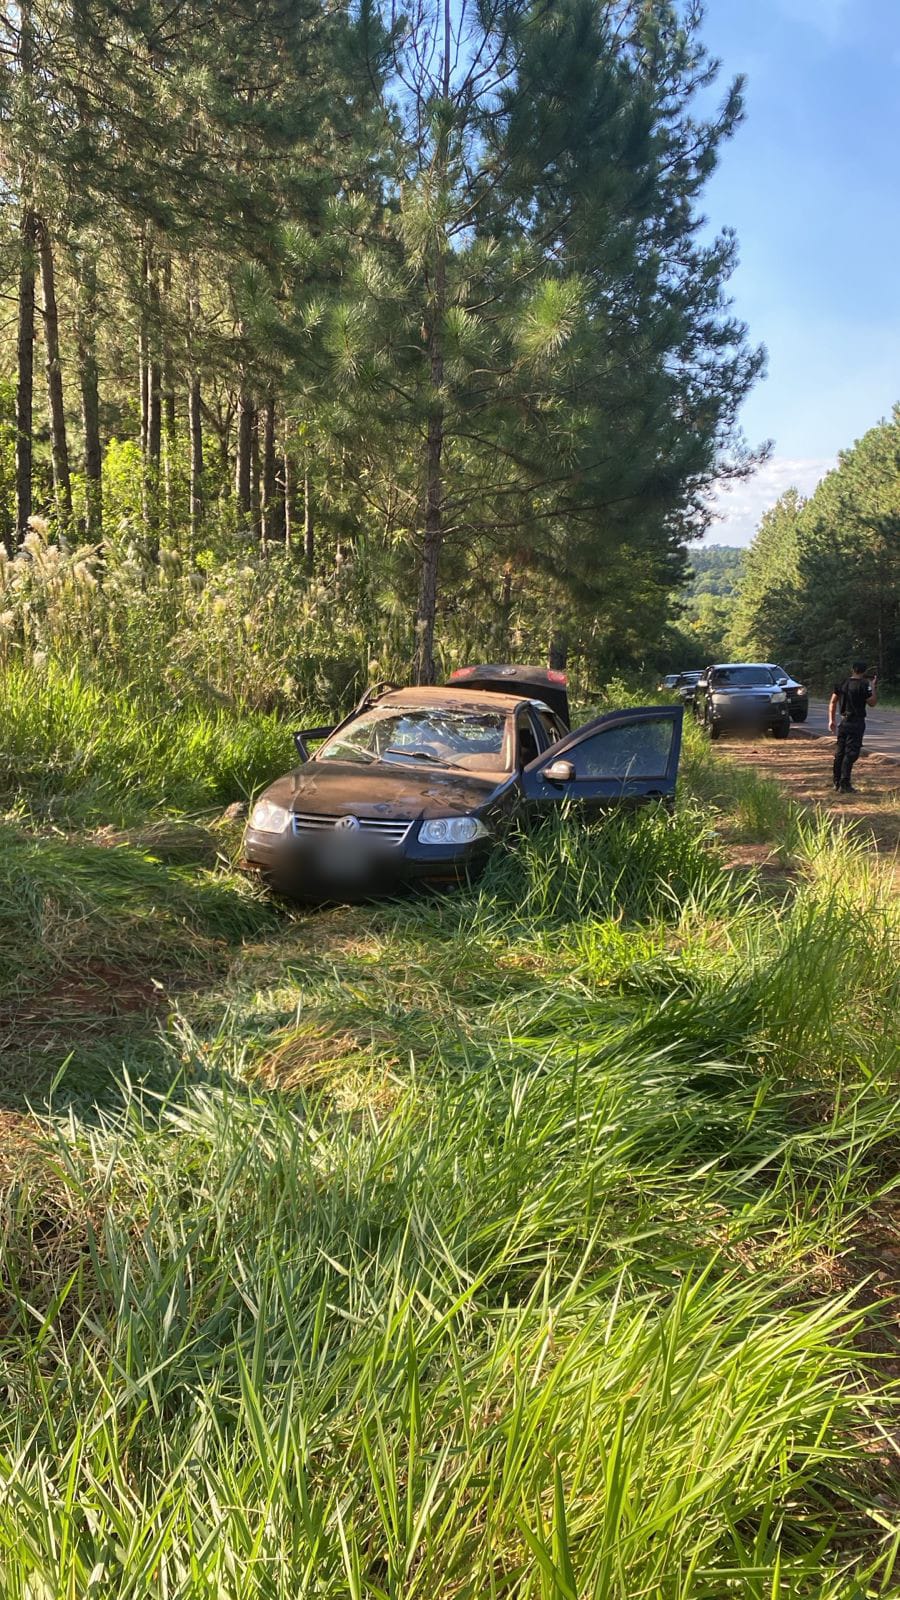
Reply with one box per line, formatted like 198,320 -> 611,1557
1,665 -> 900,1594
0,660 -> 292,824
2,1000 -> 898,1596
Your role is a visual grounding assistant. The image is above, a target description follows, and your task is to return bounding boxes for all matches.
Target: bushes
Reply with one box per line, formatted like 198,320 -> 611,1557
0,521 -> 380,711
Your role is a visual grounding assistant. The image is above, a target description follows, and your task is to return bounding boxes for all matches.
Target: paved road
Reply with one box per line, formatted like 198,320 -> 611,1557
805,698 -> 900,761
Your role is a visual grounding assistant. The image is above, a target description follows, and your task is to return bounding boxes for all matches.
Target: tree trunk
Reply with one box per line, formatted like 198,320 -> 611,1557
283,448 -> 294,555
250,407 -> 262,545
260,393 -> 277,546
413,285 -> 445,684
139,242 -> 149,458
412,2 -> 451,685
15,202 -> 37,547
163,376 -> 176,537
76,251 -> 102,542
548,626 -> 568,672
235,388 -> 253,525
147,263 -> 162,472
499,564 -> 512,654
141,251 -> 161,552
162,257 -> 175,538
13,0 -> 36,551
187,268 -> 203,541
37,219 -> 72,526
303,469 -> 314,571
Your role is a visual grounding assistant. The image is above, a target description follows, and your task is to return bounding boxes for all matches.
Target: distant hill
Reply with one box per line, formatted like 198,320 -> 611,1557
660,545 -> 746,669
685,544 -> 745,600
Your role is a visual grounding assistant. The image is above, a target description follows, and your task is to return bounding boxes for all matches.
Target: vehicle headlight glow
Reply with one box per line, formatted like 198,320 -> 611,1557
796,686 -> 807,695
711,692 -> 730,706
249,798 -> 291,834
770,691 -> 787,703
419,816 -> 490,845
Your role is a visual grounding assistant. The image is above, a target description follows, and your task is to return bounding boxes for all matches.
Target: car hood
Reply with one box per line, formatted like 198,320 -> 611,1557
261,761 -> 507,821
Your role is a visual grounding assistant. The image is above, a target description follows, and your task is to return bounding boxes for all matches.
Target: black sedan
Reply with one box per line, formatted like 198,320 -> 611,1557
694,663 -> 792,740
242,665 -> 683,900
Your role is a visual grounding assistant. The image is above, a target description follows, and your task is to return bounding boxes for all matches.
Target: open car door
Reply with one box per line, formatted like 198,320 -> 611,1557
521,705 -> 683,810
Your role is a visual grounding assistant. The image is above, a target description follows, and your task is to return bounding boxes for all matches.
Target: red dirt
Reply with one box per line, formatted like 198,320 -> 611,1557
724,733 -> 900,853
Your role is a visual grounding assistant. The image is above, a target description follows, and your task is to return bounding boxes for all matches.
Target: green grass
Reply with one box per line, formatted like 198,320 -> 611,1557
0,660 -> 293,825
1,666 -> 900,1596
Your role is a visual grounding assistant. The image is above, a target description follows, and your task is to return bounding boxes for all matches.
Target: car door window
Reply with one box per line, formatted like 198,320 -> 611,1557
559,716 -> 675,779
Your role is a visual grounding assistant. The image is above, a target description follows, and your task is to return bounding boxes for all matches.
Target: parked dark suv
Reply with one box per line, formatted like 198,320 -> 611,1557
695,663 -> 792,741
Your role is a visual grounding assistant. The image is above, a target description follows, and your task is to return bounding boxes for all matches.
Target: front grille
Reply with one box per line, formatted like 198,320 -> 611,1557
291,812 -> 413,846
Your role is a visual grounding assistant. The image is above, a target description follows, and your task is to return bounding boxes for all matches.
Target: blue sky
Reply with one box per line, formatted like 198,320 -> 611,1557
697,0 -> 900,545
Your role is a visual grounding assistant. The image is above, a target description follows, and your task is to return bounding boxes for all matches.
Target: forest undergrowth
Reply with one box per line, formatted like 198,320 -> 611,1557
1,669 -> 899,1597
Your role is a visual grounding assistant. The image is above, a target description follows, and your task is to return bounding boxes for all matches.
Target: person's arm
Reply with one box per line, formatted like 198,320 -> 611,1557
828,691 -> 839,733
869,673 -> 878,708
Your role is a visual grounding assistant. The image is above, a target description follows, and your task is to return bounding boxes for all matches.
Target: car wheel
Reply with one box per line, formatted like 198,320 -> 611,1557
790,706 -> 808,723
771,722 -> 790,740
707,717 -> 721,740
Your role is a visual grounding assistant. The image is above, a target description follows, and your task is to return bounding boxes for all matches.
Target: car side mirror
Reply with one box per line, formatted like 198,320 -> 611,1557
776,676 -> 789,686
544,758 -> 575,784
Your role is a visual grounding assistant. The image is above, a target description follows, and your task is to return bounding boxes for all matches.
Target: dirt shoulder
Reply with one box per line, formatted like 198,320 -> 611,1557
724,730 -> 900,854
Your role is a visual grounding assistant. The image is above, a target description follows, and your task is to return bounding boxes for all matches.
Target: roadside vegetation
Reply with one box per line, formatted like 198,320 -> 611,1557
1,668 -> 899,1597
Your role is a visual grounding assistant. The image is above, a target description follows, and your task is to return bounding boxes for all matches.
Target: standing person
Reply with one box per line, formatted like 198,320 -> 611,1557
828,662 -> 878,793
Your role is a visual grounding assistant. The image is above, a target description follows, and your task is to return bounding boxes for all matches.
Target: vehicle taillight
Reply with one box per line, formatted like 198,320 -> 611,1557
547,670 -> 568,684
449,666 -> 477,679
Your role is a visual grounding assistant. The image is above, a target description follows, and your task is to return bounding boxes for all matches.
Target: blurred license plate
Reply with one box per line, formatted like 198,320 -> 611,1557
318,832 -> 374,880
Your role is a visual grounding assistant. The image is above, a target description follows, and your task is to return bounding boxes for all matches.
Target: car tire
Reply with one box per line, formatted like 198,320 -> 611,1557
790,706 -> 808,723
707,717 -> 721,740
771,722 -> 790,740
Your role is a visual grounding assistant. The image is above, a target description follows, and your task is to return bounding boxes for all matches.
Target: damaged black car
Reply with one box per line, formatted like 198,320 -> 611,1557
242,665 -> 683,900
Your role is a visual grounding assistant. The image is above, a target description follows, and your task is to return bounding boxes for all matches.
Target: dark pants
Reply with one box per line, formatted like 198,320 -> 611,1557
833,720 -> 864,788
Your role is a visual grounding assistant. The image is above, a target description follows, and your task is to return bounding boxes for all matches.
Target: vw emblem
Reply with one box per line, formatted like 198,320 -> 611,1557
335,815 -> 360,832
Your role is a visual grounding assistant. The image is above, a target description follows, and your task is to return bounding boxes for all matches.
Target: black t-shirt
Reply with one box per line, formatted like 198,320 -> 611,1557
833,676 -> 872,723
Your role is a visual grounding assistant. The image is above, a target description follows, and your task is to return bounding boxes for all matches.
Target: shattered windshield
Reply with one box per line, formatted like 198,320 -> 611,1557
316,707 -> 510,771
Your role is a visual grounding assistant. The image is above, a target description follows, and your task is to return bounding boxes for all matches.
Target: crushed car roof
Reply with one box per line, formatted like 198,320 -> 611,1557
376,685 -> 533,715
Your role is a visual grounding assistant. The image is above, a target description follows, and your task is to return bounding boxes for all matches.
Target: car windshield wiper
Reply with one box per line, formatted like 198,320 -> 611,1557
383,747 -> 445,764
321,746 -> 378,764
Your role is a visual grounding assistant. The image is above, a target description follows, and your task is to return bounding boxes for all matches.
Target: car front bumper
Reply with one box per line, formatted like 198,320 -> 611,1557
241,825 -> 493,900
709,701 -> 791,731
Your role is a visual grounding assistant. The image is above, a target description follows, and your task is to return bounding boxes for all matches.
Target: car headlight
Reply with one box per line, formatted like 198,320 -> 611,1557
770,691 -> 787,703
249,798 -> 291,834
796,686 -> 807,696
711,692 -> 730,706
419,816 -> 490,845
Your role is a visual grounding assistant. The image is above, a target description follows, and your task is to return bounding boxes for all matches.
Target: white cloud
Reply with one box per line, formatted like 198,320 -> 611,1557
777,0 -> 850,40
700,456 -> 834,548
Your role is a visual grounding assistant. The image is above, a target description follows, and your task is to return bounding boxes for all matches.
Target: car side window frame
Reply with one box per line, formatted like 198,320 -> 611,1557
530,706 -> 561,751
515,708 -> 542,769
